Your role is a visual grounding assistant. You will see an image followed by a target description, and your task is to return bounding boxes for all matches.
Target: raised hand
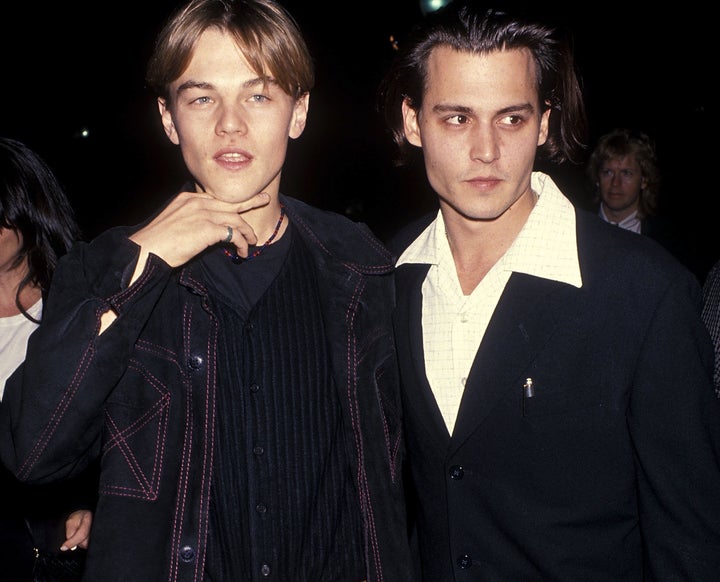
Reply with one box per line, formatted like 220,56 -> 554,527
98,190 -> 271,335
128,190 -> 271,283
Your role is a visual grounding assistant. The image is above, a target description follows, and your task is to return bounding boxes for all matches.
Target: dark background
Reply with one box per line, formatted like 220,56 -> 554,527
0,1 -> 715,281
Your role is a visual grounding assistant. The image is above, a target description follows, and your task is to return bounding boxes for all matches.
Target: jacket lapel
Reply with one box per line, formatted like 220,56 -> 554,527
450,272 -> 573,450
394,264 -> 450,443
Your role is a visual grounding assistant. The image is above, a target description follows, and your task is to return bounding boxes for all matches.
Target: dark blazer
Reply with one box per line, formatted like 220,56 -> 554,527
593,206 -> 702,284
393,209 -> 720,581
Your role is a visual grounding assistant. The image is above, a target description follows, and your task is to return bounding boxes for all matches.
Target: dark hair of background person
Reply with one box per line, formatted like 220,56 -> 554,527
0,137 -> 82,321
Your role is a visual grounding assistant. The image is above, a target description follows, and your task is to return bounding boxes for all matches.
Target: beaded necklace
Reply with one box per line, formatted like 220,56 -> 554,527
222,204 -> 286,264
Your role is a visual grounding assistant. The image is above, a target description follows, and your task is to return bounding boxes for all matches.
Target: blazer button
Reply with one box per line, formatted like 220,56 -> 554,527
260,563 -> 271,577
179,545 -> 195,563
187,355 -> 204,370
457,554 -> 472,569
449,465 -> 464,480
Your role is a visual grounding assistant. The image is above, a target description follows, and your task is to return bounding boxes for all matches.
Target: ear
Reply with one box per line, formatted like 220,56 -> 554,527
402,97 -> 422,147
640,176 -> 648,191
537,106 -> 551,147
159,97 -> 180,145
289,93 -> 309,140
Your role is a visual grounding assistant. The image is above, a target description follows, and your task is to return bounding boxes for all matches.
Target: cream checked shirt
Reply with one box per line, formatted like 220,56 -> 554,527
397,172 -> 583,434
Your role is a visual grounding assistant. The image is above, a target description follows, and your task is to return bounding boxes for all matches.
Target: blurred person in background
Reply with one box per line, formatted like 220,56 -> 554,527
586,127 -> 696,276
0,136 -> 96,581
587,128 -> 661,233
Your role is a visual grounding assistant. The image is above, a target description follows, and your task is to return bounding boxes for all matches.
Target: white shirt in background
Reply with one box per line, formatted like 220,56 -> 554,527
0,299 -> 41,400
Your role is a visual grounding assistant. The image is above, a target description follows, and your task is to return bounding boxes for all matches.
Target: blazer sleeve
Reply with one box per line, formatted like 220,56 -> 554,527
628,268 -> 720,578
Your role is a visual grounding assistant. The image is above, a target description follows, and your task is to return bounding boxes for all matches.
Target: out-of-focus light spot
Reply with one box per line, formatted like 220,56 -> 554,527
73,127 -> 91,139
420,0 -> 451,15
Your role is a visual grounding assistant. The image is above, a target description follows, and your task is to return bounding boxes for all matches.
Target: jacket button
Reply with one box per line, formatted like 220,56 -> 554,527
457,554 -> 472,569
260,563 -> 271,577
179,545 -> 195,563
256,502 -> 267,514
187,355 -> 204,370
249,383 -> 261,393
449,465 -> 464,480
253,446 -> 264,456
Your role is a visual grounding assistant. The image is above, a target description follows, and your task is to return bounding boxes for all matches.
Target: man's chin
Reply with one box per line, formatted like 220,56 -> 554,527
209,188 -> 261,204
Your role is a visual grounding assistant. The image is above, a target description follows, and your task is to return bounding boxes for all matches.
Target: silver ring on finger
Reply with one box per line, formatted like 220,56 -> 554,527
223,225 -> 233,244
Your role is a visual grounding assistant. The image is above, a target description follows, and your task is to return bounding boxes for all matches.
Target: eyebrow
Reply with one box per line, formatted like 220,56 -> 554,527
432,102 -> 536,116
175,76 -> 278,96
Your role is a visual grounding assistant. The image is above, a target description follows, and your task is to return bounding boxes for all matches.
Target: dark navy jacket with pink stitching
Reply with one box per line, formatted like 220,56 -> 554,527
0,194 -> 413,582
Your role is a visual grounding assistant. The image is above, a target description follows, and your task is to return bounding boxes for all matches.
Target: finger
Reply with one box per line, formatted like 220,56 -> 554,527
60,533 -> 82,551
61,527 -> 90,551
60,510 -> 93,550
223,220 -> 258,246
222,225 -> 234,245
236,192 -> 271,214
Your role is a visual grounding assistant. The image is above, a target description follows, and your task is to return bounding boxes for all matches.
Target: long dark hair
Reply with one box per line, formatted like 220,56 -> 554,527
378,2 -> 588,166
0,137 -> 81,322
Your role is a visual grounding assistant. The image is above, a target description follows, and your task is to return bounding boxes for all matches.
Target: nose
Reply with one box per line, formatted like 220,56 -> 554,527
216,105 -> 248,136
469,124 -> 500,163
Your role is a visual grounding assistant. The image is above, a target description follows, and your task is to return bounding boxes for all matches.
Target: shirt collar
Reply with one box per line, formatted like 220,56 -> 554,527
599,206 -> 641,233
397,171 -> 583,288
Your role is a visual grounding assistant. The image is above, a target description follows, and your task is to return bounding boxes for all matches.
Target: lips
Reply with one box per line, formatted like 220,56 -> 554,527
465,177 -> 502,191
214,148 -> 253,169
215,148 -> 252,160
218,152 -> 248,161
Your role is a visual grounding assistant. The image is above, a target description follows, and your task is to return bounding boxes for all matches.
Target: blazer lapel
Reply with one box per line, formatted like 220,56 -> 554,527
394,264 -> 450,443
450,272 -> 573,449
